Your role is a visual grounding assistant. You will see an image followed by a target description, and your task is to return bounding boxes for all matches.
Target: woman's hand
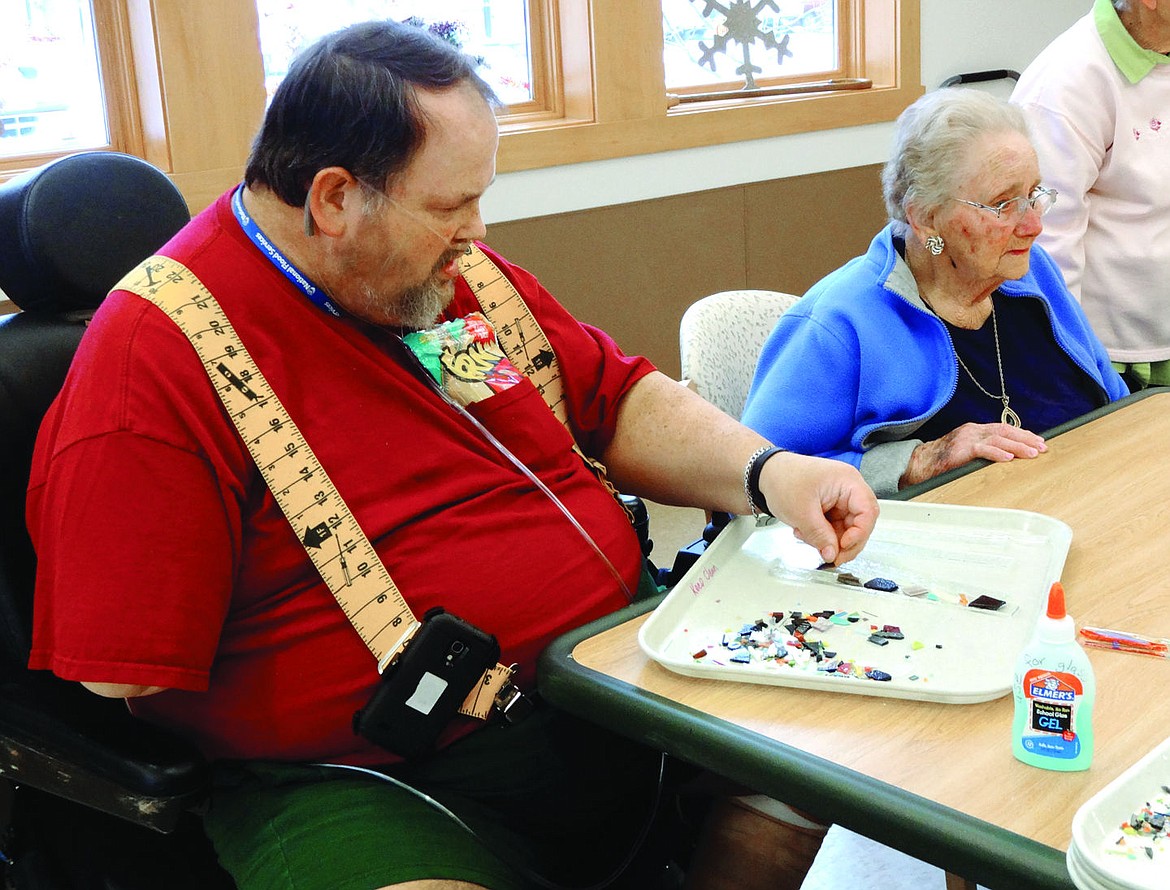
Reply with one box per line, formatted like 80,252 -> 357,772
900,422 -> 1047,488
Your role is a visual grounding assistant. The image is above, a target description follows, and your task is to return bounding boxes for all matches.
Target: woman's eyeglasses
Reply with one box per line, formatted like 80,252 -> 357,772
954,186 -> 1058,221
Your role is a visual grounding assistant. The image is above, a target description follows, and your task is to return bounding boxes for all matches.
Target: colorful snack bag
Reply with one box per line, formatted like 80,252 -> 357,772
403,312 -> 524,406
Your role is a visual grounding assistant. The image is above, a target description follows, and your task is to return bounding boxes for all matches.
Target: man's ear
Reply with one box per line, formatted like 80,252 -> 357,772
305,167 -> 361,238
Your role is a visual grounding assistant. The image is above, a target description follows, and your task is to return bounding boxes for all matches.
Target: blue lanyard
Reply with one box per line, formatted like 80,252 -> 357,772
231,185 -> 343,318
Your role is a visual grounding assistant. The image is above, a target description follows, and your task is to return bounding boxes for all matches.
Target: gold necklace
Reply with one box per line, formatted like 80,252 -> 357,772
924,296 -> 1022,427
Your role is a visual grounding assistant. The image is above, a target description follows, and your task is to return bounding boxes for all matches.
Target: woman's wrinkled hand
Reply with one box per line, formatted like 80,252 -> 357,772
901,422 -> 1047,488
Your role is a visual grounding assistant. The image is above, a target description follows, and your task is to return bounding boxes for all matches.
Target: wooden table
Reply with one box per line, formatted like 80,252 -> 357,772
537,389 -> 1170,890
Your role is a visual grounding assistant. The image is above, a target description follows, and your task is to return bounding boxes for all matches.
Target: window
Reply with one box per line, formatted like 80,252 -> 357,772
496,1 -> 920,173
0,2 -> 919,209
662,0 -> 847,96
0,0 -> 108,161
251,0 -> 919,175
0,0 -> 142,175
255,0 -> 539,111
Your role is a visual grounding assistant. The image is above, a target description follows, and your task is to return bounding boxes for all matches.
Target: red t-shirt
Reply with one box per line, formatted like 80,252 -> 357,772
27,190 -> 654,765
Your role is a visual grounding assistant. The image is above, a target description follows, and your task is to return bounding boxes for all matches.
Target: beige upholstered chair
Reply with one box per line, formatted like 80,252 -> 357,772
679,289 -> 801,418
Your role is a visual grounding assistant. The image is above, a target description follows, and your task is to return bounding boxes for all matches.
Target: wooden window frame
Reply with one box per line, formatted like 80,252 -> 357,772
0,0 -> 143,176
497,0 -> 921,172
495,0 -> 562,122
0,0 -> 267,211
0,0 -> 919,211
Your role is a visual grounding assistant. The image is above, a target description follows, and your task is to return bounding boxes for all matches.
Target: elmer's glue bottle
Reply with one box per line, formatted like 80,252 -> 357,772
1012,582 -> 1095,771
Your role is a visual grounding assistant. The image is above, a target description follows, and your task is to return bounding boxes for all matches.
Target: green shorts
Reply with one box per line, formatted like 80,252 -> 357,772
202,706 -> 662,890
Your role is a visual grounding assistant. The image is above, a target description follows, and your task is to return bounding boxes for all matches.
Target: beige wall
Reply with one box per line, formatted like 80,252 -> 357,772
485,163 -> 888,379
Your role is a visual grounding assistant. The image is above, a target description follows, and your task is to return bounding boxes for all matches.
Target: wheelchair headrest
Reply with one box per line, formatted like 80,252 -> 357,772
0,151 -> 190,313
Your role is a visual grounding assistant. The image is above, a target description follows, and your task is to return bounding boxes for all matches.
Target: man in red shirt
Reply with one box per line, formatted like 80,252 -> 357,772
27,19 -> 876,890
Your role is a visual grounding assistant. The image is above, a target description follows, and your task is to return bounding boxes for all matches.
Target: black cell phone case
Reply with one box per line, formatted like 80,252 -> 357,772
353,608 -> 500,759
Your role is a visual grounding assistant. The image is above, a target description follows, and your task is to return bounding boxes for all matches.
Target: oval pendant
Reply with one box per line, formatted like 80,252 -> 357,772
1002,403 -> 1021,427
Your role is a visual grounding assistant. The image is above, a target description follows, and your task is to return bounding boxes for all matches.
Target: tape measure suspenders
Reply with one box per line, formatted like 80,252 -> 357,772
461,244 -> 619,496
459,243 -> 569,424
112,246 -> 580,722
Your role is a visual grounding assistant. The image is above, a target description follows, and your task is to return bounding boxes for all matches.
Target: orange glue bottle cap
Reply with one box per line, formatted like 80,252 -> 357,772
1047,582 -> 1066,619
1039,581 -> 1075,643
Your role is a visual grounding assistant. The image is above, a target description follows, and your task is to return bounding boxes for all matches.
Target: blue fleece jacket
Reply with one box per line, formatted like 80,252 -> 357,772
741,224 -> 1128,496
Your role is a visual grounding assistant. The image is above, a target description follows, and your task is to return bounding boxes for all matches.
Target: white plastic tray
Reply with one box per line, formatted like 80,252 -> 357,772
639,500 -> 1072,704
1068,734 -> 1170,890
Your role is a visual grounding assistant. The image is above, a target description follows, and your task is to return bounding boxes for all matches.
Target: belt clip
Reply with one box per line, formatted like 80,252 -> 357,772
493,665 -> 535,725
377,620 -> 421,674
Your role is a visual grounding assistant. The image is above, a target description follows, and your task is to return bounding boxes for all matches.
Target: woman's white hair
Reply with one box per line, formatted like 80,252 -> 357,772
881,87 -> 1031,228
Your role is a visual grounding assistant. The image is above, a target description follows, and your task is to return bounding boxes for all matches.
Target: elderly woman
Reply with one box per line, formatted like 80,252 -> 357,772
741,88 -> 1128,496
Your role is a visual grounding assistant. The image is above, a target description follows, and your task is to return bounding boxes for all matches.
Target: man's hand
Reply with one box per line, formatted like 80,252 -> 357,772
901,422 -> 1047,489
757,452 -> 878,565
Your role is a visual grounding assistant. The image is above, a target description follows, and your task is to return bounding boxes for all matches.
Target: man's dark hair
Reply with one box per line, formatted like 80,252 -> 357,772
245,19 -> 498,207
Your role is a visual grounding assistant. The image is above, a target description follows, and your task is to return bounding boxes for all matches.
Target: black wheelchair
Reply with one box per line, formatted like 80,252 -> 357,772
0,151 -> 716,890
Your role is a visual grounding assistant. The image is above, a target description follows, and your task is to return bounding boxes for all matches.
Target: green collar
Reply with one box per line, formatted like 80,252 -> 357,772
1095,0 -> 1170,84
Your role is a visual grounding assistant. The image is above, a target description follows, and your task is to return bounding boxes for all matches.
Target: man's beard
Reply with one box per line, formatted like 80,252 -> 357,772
354,247 -> 463,329
359,274 -> 452,330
